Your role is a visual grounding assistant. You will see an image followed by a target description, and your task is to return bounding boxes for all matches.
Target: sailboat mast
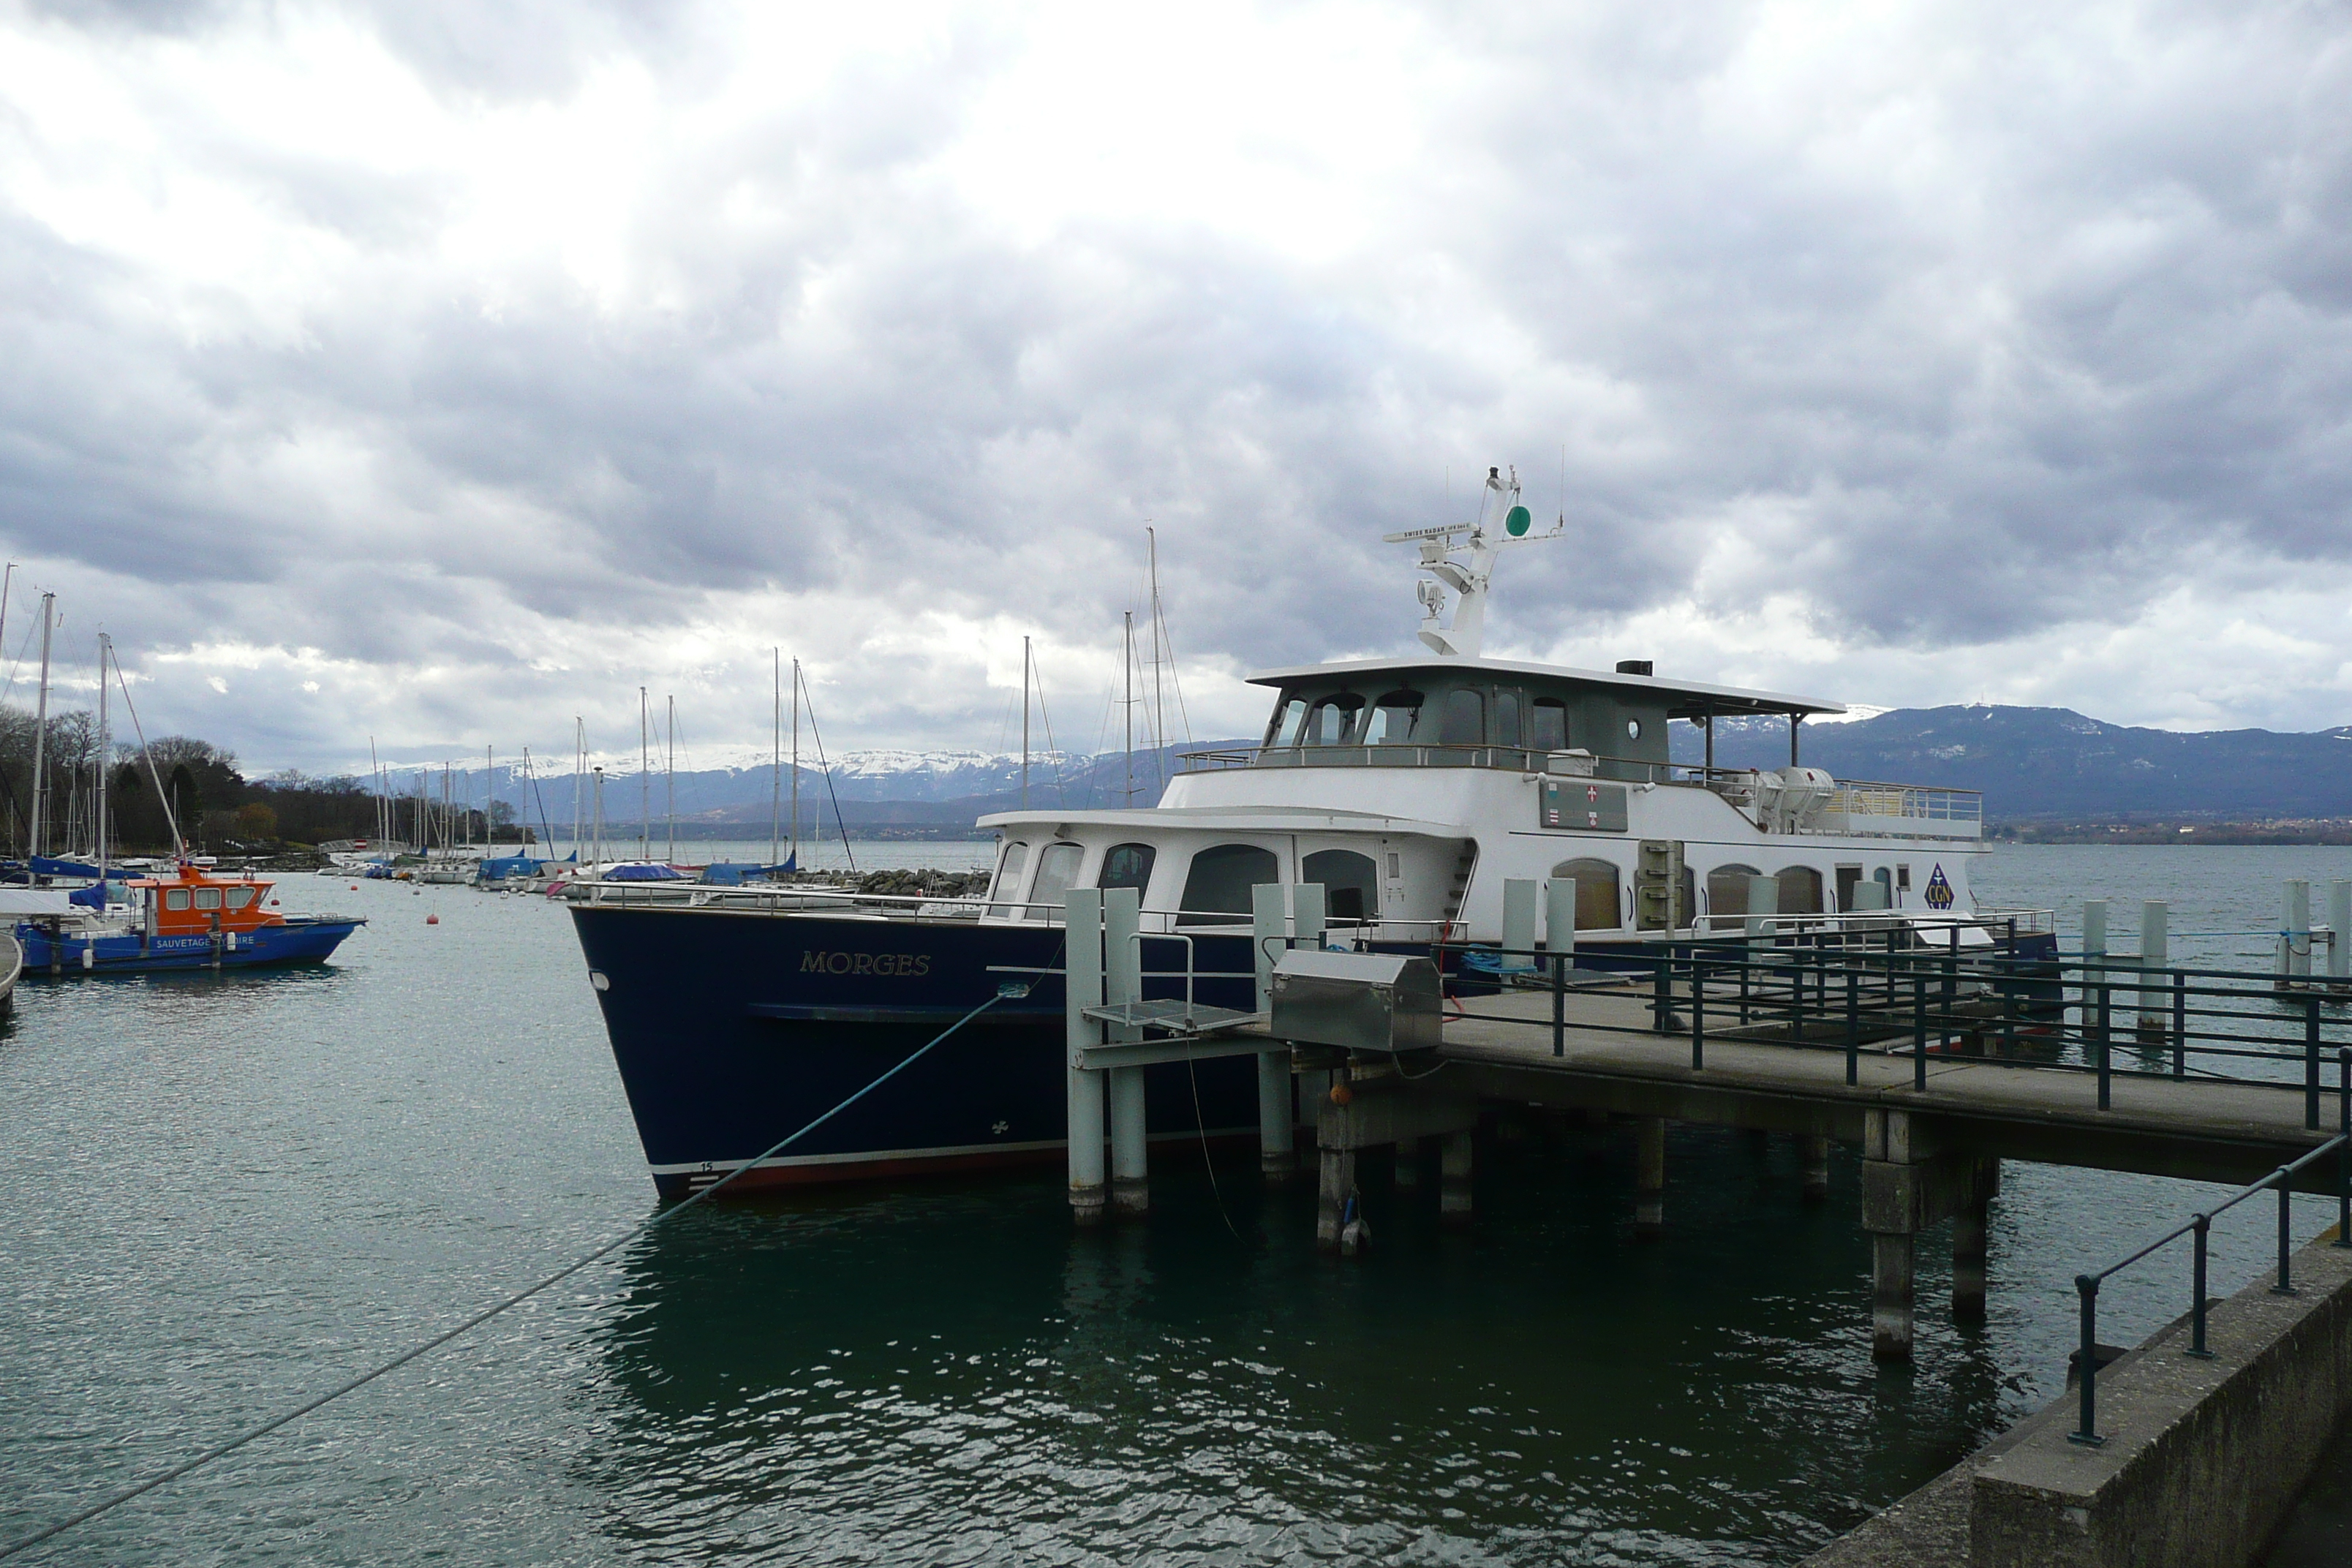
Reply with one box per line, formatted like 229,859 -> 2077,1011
369,736 -> 382,845
1021,636 -> 1030,811
638,687 -> 650,862
1148,528 -> 1164,794
1122,610 -> 1134,807
28,592 -> 52,859
94,634 -> 110,881
572,717 -> 584,859
770,649 -> 781,869
486,745 -> 494,848
666,693 -> 676,866
790,659 -> 800,862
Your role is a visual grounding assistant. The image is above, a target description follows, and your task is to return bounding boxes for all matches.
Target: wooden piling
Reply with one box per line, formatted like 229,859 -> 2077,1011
1953,1195 -> 1991,1324
1873,1234 -> 1915,1360
1317,1145 -> 1355,1252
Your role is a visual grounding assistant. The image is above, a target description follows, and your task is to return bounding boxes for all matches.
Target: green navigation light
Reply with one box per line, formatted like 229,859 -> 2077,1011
1505,504 -> 1531,538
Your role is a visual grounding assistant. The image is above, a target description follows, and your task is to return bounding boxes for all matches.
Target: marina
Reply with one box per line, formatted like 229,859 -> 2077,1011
4,848 -> 2352,1563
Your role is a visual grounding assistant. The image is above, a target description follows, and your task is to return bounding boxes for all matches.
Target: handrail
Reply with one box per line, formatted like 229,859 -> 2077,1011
2067,1063 -> 2352,1447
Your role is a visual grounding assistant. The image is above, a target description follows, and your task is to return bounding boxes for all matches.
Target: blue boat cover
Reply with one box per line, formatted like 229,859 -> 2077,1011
698,862 -> 795,886
604,862 -> 688,882
32,855 -> 125,880
475,854 -> 546,881
69,883 -> 108,909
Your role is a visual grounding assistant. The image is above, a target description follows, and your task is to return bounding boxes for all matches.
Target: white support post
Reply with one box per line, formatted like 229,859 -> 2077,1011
1065,888 -> 1106,1225
1545,877 -> 1578,970
2138,900 -> 2168,1036
1501,878 -> 1537,969
2332,881 -> 2352,987
1105,886 -> 1148,1217
2081,899 -> 2107,1027
2287,881 -> 2313,982
1253,881 -> 1293,1182
1296,882 -> 1327,950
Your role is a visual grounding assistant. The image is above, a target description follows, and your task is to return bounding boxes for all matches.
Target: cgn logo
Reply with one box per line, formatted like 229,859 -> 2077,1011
1923,864 -> 1955,910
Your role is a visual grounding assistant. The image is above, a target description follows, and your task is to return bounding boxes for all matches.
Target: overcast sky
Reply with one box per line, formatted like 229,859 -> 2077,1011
2,0 -> 2348,774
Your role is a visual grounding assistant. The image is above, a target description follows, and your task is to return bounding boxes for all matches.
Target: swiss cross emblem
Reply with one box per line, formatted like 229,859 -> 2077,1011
1586,785 -> 1600,802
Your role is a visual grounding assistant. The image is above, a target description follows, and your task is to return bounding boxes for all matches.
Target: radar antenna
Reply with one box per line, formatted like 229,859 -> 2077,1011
1382,464 -> 1563,657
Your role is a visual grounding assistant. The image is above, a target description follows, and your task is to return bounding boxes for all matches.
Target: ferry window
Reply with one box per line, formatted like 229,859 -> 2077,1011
1551,857 -> 1622,931
226,887 -> 256,910
1029,843 -> 1084,909
1531,699 -> 1567,751
1097,843 -> 1156,895
1874,867 -> 1895,902
193,887 -> 223,911
1494,691 -> 1522,748
165,889 -> 191,911
1303,849 -> 1380,924
1306,695 -> 1363,745
1708,863 -> 1764,919
1270,697 -> 1308,747
1438,689 -> 1483,745
1362,691 -> 1425,745
1626,718 -> 1643,741
1776,865 -> 1824,915
986,842 -> 1030,918
1179,843 -> 1280,919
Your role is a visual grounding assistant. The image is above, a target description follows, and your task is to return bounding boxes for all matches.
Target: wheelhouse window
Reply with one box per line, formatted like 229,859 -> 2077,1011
1179,843 -> 1280,920
193,887 -> 222,911
1306,695 -> 1363,745
1551,857 -> 1622,931
164,889 -> 191,911
1028,843 -> 1084,909
1494,691 -> 1522,748
1097,843 -> 1156,896
1776,865 -> 1824,915
1708,863 -> 1765,919
1438,689 -> 1483,745
1269,697 -> 1308,747
1530,698 -> 1568,752
226,886 -> 256,911
1302,849 -> 1380,924
1361,691 -> 1424,745
986,841 -> 1030,919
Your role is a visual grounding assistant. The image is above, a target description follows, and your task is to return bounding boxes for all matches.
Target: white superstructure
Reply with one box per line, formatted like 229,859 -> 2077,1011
975,469 -> 1983,948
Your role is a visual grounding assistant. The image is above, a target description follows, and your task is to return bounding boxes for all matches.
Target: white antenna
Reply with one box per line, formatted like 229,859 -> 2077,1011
1021,635 -> 1031,810
1383,464 -> 1561,658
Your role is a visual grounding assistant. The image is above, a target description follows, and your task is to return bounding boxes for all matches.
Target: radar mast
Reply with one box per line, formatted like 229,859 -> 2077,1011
1382,464 -> 1563,658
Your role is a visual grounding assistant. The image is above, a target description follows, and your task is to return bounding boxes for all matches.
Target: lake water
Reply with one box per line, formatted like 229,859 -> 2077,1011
3,845 -> 2349,1565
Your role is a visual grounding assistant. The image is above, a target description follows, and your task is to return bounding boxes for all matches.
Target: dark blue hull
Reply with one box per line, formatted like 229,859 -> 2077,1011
570,907 -> 1270,1196
17,917 -> 364,974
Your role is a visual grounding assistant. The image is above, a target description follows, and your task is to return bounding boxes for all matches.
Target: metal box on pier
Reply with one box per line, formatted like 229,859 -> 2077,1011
1269,949 -> 1442,1055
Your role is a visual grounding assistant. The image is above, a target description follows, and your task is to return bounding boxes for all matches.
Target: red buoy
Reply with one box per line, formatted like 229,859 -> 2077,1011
426,913 -> 440,925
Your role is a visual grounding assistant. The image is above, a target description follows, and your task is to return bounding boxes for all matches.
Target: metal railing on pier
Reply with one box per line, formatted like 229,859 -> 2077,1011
2065,1092 -> 2352,1447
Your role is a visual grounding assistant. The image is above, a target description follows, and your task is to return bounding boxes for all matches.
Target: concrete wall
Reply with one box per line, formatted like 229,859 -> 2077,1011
1970,1231 -> 2352,1568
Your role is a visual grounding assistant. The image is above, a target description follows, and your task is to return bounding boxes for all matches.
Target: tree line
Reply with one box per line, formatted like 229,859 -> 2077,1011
0,707 -> 518,855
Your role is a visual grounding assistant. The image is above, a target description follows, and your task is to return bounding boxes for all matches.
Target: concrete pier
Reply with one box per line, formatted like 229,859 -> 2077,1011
1802,1134 -> 1832,1202
1634,1118 -> 1666,1238
1440,1130 -> 1474,1229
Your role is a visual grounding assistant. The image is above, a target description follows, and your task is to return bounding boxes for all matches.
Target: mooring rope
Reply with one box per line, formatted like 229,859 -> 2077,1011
0,985 -> 1023,1562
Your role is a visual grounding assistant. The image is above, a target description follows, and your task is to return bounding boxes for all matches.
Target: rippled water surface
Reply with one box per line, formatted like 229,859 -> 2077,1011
4,845 -> 2349,1564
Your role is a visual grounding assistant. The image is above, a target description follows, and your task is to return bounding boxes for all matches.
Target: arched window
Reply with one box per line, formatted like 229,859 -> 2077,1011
1269,697 -> 1308,747
986,841 -> 1029,919
1776,865 -> 1825,915
1531,698 -> 1568,751
1306,695 -> 1363,745
1180,843 -> 1281,919
1551,857 -> 1622,931
1097,843 -> 1156,895
1303,849 -> 1380,924
1439,689 -> 1484,745
1028,843 -> 1084,910
1708,863 -> 1765,919
1361,690 -> 1425,745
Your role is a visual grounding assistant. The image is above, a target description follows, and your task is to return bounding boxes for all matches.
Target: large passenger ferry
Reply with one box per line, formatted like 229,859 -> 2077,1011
573,467 -> 2019,1196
